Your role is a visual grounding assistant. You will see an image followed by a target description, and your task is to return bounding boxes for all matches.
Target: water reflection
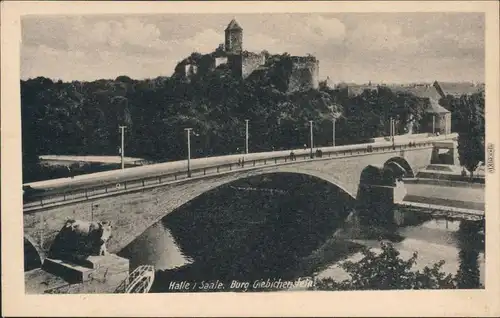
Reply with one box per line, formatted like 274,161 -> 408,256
118,222 -> 193,271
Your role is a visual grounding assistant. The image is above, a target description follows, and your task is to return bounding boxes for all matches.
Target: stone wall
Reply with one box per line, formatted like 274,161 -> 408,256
241,52 -> 266,78
215,56 -> 228,68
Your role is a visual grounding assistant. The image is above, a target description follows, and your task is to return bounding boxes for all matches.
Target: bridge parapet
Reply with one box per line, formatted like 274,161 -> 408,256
23,134 -> 456,213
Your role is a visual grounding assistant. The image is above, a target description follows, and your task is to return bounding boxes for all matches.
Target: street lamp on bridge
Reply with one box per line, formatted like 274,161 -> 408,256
184,128 -> 193,177
332,117 -> 337,147
389,117 -> 396,149
245,119 -> 249,154
309,120 -> 314,158
119,126 -> 127,170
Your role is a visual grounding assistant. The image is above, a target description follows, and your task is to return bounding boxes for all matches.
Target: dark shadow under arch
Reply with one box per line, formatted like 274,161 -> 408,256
24,234 -> 44,271
359,164 -> 392,186
384,157 -> 415,178
139,172 -> 359,291
162,171 -> 357,222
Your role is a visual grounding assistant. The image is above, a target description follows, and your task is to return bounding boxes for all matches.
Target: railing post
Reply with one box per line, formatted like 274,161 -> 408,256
204,168 -> 206,175
175,174 -> 178,180
275,158 -> 277,164
264,159 -> 267,164
85,189 -> 88,199
253,160 -> 256,166
124,182 -> 127,190
217,166 -> 220,173
229,164 -> 232,171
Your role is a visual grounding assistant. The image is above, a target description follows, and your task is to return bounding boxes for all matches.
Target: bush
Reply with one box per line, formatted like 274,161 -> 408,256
311,241 -> 479,290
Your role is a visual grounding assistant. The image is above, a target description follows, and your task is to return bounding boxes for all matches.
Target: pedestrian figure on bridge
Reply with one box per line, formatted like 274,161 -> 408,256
290,151 -> 296,161
303,144 -> 307,150
315,149 -> 323,158
67,166 -> 74,179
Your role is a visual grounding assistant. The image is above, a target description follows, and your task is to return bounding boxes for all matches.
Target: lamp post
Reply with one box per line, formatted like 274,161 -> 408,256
245,119 -> 249,154
309,120 -> 314,158
332,118 -> 336,147
119,126 -> 127,170
389,117 -> 393,139
185,128 -> 193,177
390,118 -> 395,148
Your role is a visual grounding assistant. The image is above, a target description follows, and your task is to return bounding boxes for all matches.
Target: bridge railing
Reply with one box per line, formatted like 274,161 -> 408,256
23,138 -> 439,211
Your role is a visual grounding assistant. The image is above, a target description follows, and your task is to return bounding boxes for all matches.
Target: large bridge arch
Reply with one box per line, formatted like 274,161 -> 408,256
124,169 -> 357,251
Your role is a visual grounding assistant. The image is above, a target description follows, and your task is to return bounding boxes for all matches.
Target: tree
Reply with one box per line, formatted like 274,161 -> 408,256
448,92 -> 485,178
455,221 -> 482,289
457,133 -> 484,179
312,241 -> 457,290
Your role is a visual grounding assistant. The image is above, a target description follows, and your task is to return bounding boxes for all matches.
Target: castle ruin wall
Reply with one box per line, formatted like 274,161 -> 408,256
242,53 -> 266,79
288,60 -> 319,92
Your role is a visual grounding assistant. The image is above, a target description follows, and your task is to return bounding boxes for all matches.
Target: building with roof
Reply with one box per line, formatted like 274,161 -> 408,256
422,98 -> 451,135
409,81 -> 451,135
224,19 -> 243,54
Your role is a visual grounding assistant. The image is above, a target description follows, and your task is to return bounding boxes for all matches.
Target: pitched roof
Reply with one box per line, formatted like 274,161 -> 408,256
225,19 -> 243,31
425,98 -> 451,114
390,84 -> 451,114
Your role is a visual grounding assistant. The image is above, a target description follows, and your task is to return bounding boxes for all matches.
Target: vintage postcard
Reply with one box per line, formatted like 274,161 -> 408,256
2,1 -> 499,317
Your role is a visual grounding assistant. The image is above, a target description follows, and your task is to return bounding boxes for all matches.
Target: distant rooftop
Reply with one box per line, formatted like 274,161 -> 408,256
225,19 -> 243,31
425,99 -> 451,114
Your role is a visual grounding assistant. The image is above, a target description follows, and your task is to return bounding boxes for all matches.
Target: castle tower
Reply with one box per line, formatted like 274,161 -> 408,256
225,19 -> 243,54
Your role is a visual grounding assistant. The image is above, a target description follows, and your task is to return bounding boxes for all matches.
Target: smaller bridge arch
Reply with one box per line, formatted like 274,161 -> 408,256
383,157 -> 415,178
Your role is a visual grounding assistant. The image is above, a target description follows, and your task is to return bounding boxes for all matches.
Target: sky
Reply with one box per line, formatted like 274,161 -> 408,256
21,13 -> 485,84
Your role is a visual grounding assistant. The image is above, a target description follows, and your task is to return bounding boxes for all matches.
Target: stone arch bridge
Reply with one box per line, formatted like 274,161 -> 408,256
23,135 -> 456,266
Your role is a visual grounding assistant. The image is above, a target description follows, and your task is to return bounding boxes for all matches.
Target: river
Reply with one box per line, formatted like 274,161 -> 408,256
118,174 -> 485,292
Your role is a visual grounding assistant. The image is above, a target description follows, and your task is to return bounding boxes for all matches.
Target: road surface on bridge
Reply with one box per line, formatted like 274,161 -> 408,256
39,155 -> 144,165
25,134 -> 455,193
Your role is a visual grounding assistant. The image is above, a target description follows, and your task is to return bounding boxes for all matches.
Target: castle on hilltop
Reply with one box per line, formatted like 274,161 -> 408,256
175,19 -> 320,92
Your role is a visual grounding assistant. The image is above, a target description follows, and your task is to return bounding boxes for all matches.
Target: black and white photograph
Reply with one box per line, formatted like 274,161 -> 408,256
2,1 -> 499,317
